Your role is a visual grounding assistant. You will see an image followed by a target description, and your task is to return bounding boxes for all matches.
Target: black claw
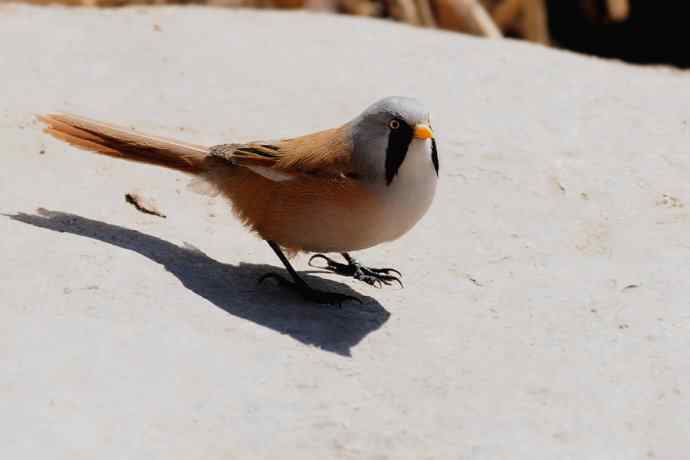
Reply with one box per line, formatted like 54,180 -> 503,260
258,272 -> 361,306
308,253 -> 404,289
354,267 -> 403,289
307,254 -> 343,271
389,277 -> 404,289
359,273 -> 403,289
371,267 -> 403,277
307,254 -> 326,267
262,241 -> 362,306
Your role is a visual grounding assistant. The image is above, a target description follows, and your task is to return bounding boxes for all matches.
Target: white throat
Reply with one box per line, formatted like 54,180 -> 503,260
370,138 -> 438,244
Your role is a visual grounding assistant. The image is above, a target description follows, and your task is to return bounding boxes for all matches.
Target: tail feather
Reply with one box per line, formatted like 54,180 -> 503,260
38,113 -> 209,173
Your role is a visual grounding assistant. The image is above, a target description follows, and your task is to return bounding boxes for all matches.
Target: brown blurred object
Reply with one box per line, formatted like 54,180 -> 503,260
10,0 -> 635,50
435,0 -> 501,37
580,0 -> 630,23
14,0 -> 690,68
337,0 -> 380,16
12,0 -> 502,39
18,0 -> 281,5
15,0 -> 502,38
490,0 -> 549,44
606,0 -> 629,22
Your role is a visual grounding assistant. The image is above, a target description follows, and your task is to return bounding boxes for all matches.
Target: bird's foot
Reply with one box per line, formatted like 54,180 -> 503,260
259,273 -> 361,307
308,254 -> 403,288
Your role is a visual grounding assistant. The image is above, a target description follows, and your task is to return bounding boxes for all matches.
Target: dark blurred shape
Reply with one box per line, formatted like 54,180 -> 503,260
16,0 -> 690,67
547,0 -> 690,67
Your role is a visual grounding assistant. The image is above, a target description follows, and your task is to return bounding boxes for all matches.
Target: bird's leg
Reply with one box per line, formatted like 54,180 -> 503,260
308,252 -> 403,288
259,241 -> 360,306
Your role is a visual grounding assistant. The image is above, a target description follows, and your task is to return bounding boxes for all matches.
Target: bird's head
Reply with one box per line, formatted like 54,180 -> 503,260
350,96 -> 438,185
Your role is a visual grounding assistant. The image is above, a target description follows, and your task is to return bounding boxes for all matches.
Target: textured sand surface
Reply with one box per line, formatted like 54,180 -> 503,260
1,4 -> 690,458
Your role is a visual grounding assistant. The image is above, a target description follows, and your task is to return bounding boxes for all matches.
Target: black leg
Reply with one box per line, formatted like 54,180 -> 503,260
259,241 -> 360,306
308,252 -> 403,288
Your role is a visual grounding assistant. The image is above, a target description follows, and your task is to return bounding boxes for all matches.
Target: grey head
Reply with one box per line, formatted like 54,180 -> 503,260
350,96 -> 438,185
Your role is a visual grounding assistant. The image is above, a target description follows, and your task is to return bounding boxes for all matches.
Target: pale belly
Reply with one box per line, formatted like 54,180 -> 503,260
278,142 -> 438,253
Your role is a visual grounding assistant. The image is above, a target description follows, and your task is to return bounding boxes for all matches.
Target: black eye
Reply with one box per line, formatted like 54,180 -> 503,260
389,119 -> 400,130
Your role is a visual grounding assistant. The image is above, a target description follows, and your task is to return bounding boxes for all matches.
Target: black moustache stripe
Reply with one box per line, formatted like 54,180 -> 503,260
385,122 -> 414,185
431,137 -> 439,175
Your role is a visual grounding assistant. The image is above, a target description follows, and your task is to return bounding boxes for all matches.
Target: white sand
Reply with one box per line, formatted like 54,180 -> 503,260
1,4 -> 689,458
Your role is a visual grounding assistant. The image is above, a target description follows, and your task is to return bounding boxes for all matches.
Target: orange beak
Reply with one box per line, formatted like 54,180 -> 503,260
414,124 -> 433,140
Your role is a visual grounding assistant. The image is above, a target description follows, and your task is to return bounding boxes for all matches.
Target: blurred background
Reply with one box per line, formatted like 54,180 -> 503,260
11,0 -> 690,68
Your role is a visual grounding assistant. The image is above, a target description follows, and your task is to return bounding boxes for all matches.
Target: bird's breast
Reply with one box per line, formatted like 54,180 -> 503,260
366,139 -> 438,245
292,138 -> 438,252
222,139 -> 437,253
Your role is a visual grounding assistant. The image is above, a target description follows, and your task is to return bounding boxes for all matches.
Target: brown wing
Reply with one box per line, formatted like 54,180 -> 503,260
209,124 -> 354,180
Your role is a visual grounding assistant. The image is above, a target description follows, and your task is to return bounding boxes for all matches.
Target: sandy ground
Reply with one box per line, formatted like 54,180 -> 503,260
1,4 -> 690,459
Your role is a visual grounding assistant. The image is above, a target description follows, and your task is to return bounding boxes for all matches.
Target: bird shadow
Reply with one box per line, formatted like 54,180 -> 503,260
4,208 -> 390,356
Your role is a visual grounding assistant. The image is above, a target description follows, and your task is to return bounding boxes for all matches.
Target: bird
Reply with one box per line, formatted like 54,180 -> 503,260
38,97 -> 439,305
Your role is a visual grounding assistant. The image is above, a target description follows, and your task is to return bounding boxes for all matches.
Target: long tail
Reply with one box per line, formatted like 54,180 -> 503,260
38,113 -> 209,173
